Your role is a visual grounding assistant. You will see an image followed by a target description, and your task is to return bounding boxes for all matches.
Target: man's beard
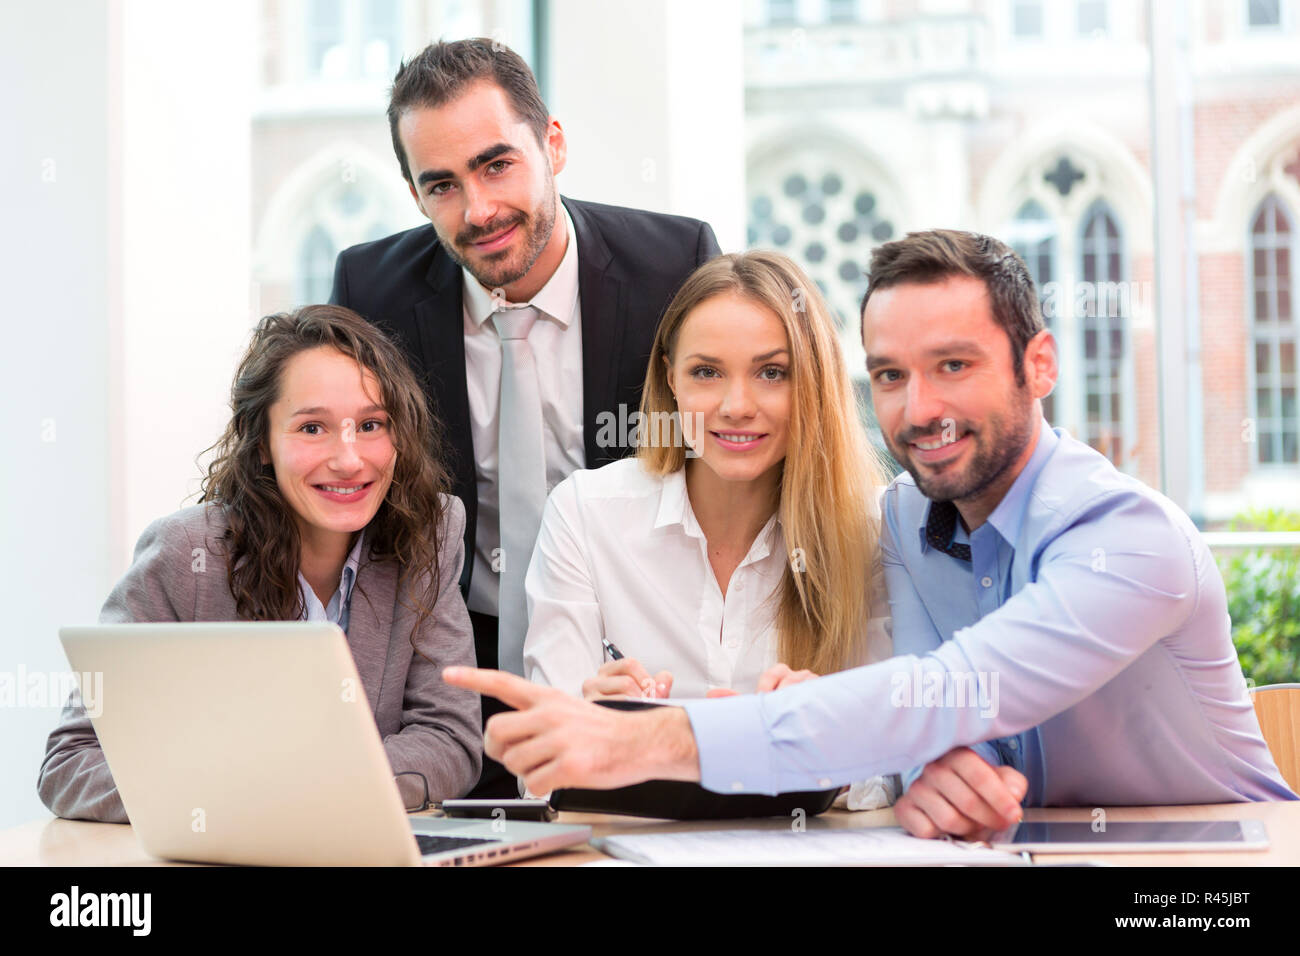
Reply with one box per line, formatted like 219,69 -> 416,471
440,176 -> 558,293
886,396 -> 1037,504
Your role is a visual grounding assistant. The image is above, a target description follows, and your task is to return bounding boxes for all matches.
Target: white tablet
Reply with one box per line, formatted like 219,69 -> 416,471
991,819 -> 1269,853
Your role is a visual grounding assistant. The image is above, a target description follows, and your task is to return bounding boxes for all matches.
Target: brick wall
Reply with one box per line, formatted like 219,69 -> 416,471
1199,251 -> 1250,492
1195,94 -> 1300,221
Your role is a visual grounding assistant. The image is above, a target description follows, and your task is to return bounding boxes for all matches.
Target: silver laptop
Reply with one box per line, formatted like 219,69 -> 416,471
59,622 -> 590,866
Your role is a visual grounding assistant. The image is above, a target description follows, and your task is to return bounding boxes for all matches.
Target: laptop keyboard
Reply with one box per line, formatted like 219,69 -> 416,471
415,834 -> 500,857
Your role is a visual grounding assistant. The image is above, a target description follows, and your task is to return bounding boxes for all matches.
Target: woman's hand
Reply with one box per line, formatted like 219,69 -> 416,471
581,658 -> 674,700
705,662 -> 820,697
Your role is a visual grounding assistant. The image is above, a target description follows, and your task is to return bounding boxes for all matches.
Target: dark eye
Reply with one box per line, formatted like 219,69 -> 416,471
428,182 -> 452,196
359,419 -> 386,433
487,159 -> 509,174
691,365 -> 719,379
300,423 -> 322,435
759,365 -> 788,381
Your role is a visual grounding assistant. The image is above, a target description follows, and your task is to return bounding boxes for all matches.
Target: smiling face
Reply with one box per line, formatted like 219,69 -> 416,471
263,347 -> 396,555
665,292 -> 792,486
863,275 -> 1056,522
399,80 -> 566,301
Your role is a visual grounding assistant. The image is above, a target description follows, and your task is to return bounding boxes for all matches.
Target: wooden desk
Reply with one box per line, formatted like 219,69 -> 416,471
3,800 -> 1296,866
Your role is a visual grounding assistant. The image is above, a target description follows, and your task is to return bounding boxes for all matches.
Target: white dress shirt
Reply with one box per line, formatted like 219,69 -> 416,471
522,457 -> 893,699
462,205 -> 585,617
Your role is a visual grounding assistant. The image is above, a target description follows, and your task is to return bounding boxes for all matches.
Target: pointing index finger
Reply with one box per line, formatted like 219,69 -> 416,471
443,666 -> 547,710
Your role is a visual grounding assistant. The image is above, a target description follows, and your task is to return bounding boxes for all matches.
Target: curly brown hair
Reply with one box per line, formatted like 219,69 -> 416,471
197,305 -> 453,659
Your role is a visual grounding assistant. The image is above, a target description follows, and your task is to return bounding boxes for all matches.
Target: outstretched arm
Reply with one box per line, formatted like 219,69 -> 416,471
443,667 -> 699,796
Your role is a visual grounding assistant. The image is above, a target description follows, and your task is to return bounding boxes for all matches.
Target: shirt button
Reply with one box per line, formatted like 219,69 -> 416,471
1007,738 -> 1019,751
734,581 -> 745,592
980,576 -> 993,588
731,781 -> 746,792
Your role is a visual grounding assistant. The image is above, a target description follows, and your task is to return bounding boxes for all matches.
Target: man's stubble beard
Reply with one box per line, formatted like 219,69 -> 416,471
889,387 -> 1038,505
441,175 -> 559,293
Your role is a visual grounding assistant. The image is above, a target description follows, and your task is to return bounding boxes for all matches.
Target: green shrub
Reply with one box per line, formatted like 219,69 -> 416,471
1217,509 -> 1300,686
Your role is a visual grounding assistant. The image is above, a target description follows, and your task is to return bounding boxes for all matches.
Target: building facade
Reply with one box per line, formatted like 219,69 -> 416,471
744,0 -> 1300,521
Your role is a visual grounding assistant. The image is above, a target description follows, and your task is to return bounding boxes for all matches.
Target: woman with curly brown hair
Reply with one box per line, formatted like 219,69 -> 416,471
38,305 -> 481,821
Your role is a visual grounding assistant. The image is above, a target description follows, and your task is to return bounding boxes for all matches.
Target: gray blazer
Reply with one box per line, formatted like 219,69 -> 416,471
37,497 -> 483,822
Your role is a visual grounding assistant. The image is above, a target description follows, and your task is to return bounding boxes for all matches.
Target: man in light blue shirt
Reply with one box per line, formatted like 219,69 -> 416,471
445,229 -> 1296,838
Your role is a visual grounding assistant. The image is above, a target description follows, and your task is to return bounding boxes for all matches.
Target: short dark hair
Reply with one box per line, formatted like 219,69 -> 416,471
860,229 -> 1044,385
387,38 -> 550,184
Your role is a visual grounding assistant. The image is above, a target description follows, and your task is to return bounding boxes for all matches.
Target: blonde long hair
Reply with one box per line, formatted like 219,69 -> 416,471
637,251 -> 886,674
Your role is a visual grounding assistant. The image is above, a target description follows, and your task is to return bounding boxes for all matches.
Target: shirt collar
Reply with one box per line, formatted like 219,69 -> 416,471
917,417 -> 1057,553
298,530 -> 365,618
654,465 -> 698,536
461,203 -> 579,329
653,465 -> 781,560
985,418 -> 1058,545
339,529 -> 365,600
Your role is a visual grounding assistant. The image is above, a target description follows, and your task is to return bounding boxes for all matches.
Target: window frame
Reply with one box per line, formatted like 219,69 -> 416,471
1076,0 -> 1108,37
1009,198 -> 1060,425
1076,198 -> 1136,471
1010,0 -> 1046,39
302,0 -> 404,82
1247,192 -> 1300,468
1245,0 -> 1285,32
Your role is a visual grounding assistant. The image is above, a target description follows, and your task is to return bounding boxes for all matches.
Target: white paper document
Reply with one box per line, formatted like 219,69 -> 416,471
593,826 -> 1028,866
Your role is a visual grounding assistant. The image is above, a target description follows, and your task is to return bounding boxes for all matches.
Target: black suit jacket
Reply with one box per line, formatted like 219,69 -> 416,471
330,195 -> 721,599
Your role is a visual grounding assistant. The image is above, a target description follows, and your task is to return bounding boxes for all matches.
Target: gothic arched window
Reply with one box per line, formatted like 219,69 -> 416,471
1010,199 -> 1058,423
1078,200 -> 1130,466
1251,193 -> 1298,464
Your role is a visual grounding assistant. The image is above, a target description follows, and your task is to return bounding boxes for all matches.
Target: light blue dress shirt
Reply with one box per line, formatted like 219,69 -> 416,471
297,532 -> 364,633
681,421 -> 1297,805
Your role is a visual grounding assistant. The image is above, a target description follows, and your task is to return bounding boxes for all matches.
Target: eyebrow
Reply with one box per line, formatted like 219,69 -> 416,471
865,340 -> 988,371
290,404 -> 386,417
416,143 -> 516,187
684,348 -> 790,364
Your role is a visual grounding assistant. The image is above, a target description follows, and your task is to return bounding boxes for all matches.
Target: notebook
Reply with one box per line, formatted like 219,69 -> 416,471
594,825 -> 1028,866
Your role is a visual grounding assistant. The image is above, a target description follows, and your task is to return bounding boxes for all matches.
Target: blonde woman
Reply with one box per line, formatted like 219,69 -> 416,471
520,251 -> 894,805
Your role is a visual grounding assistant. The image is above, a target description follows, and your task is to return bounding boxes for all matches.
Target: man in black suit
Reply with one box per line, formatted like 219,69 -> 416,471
330,39 -> 719,796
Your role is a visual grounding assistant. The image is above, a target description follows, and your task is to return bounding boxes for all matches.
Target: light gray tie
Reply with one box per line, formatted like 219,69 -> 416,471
491,305 -> 546,676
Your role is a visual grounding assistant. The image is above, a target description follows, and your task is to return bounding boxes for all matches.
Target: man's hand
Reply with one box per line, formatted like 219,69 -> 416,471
443,666 -> 700,794
582,658 -> 673,700
893,746 -> 1027,840
705,663 -> 819,698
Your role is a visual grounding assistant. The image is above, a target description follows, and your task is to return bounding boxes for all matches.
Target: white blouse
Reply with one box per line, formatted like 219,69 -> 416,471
522,457 -> 893,699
